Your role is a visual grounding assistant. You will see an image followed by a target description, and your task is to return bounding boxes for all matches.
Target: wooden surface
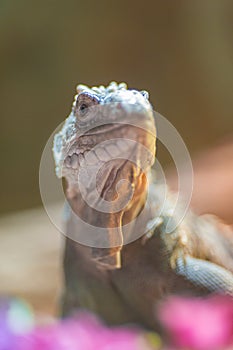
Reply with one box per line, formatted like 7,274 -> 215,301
0,205 -> 62,316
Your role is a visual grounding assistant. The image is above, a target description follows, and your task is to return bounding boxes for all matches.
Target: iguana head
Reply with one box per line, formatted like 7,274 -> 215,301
53,82 -> 156,269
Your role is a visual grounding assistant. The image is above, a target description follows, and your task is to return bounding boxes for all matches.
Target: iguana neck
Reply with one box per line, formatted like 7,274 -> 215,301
66,170 -> 149,269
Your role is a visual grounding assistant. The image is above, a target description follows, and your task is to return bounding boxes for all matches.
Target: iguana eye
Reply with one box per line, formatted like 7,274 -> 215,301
79,103 -> 88,116
74,92 -> 100,118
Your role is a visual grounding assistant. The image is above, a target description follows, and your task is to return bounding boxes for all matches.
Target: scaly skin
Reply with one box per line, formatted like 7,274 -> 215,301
53,82 -> 233,329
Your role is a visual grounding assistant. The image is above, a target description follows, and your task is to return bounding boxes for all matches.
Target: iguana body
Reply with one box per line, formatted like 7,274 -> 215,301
53,82 -> 233,329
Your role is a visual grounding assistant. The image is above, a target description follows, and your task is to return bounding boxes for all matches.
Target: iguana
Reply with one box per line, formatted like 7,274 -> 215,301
53,82 -> 233,329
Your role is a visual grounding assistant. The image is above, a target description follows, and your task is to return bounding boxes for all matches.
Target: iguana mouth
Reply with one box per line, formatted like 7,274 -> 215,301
80,123 -> 125,135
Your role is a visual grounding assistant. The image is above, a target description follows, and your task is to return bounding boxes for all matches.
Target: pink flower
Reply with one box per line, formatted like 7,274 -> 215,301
0,298 -> 158,349
18,312 -> 153,350
158,295 -> 233,350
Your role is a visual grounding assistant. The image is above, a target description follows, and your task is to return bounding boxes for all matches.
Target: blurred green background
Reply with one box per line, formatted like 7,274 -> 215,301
1,0 -> 233,214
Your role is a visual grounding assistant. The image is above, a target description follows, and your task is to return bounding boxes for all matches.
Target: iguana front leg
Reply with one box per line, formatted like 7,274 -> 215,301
154,213 -> 233,295
176,255 -> 233,296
